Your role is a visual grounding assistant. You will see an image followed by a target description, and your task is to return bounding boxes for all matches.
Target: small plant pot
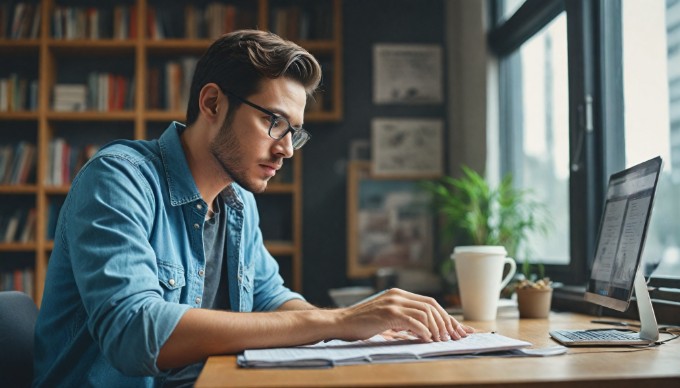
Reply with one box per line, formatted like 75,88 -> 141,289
516,287 -> 553,319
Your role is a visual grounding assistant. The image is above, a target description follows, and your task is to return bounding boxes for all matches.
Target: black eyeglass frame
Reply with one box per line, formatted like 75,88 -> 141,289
222,89 -> 311,150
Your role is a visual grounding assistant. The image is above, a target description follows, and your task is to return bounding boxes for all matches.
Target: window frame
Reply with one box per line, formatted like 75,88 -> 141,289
488,0 -> 680,322
489,0 -> 604,285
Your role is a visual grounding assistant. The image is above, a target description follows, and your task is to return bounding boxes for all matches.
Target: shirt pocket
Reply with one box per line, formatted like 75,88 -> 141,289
157,261 -> 186,303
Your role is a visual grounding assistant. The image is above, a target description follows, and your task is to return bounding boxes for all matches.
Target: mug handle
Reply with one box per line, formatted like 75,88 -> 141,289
500,257 -> 517,290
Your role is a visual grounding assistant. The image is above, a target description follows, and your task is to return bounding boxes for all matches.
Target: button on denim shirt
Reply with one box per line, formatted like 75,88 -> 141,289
33,122 -> 303,387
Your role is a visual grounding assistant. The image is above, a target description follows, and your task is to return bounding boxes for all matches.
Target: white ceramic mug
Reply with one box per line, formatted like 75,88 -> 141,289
452,246 -> 517,321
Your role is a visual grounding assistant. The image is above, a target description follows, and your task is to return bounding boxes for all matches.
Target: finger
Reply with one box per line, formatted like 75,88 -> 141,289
461,323 -> 475,333
396,290 -> 456,338
448,316 -> 474,339
448,316 -> 462,340
385,297 -> 446,341
426,303 -> 450,341
423,304 -> 441,341
397,308 -> 433,342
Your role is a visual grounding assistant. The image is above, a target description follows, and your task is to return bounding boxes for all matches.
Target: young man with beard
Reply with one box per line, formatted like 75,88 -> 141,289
33,30 -> 473,387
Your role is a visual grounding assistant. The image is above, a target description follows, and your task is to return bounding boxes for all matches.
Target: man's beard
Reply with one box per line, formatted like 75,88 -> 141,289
209,117 -> 270,193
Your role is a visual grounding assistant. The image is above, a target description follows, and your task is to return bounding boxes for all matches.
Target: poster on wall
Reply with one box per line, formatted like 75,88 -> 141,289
346,161 -> 434,278
371,118 -> 443,178
373,44 -> 443,104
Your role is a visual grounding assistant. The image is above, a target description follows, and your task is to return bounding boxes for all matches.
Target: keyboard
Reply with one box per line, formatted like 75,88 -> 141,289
549,329 -> 654,346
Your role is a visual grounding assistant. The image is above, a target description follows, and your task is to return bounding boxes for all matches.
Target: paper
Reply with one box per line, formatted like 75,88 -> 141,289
237,333 -> 531,368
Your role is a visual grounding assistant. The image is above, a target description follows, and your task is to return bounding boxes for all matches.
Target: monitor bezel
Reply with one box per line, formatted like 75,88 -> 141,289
584,156 -> 662,312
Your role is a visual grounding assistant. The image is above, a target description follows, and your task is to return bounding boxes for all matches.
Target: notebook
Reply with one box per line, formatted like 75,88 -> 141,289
549,156 -> 662,346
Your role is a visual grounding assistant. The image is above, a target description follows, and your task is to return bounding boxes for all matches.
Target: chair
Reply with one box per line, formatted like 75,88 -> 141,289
0,291 -> 39,388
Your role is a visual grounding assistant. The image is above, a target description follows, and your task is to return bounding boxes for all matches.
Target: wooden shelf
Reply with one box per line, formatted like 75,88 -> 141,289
47,39 -> 137,55
0,40 -> 40,54
0,111 -> 40,120
0,242 -> 38,252
0,185 -> 38,194
46,111 -> 137,121
44,186 -> 70,195
144,111 -> 185,121
265,183 -> 297,194
0,0 -> 343,303
265,241 -> 296,256
145,40 -> 212,54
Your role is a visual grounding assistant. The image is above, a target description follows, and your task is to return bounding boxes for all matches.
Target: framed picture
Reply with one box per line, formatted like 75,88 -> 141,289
373,44 -> 443,104
347,161 -> 434,278
371,118 -> 443,178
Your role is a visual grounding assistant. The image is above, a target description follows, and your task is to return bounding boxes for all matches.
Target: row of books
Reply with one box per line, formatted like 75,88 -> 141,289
0,74 -> 38,112
0,142 -> 36,185
2,2 -> 336,42
53,73 -> 134,112
148,57 -> 197,111
148,3 -> 256,40
0,208 -> 36,243
0,2 -> 40,40
46,138 -> 99,186
270,4 -> 334,41
0,268 -> 34,296
52,5 -> 135,40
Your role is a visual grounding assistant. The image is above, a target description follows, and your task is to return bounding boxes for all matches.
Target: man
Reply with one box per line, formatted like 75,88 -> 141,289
34,30 -> 473,387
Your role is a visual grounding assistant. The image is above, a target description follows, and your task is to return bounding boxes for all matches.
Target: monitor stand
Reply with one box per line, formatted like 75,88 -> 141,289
634,268 -> 659,342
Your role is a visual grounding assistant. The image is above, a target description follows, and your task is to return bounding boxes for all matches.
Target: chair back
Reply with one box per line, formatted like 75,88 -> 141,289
0,291 -> 39,388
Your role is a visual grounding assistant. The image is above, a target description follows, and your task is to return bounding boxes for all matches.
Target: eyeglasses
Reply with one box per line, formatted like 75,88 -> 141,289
222,90 -> 311,150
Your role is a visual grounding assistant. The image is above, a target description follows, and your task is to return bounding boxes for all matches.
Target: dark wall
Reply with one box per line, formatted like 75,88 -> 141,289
301,0 -> 447,306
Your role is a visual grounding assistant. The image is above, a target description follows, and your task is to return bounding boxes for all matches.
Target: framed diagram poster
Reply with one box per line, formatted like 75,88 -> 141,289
347,161 -> 434,278
373,44 -> 443,104
371,118 -> 443,178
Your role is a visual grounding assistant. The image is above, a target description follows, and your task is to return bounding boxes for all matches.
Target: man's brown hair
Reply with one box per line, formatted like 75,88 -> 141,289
186,30 -> 322,126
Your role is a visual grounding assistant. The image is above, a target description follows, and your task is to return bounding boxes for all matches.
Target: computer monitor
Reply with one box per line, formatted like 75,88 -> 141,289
583,156 -> 662,341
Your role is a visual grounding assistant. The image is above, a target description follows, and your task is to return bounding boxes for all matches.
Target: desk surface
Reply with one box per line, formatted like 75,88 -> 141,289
195,312 -> 680,387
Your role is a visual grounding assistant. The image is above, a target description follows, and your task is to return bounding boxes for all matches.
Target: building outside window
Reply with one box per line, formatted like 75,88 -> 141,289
623,0 -> 680,277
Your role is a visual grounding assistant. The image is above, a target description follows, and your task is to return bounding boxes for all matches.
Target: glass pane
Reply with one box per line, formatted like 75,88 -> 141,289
499,12 -> 570,265
500,0 -> 527,23
622,0 -> 680,278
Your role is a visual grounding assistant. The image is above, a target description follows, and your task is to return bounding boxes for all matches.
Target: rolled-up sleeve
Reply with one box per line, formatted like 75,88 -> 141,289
65,154 -> 190,376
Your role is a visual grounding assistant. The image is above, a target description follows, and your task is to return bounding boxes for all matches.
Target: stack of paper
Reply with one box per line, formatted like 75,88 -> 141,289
237,332 -> 532,368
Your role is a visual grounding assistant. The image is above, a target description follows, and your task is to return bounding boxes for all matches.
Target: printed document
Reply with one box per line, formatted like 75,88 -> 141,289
237,332 -> 532,368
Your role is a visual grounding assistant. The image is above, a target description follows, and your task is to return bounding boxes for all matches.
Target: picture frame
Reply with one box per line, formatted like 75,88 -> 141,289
371,118 -> 443,178
347,161 -> 434,278
373,44 -> 443,104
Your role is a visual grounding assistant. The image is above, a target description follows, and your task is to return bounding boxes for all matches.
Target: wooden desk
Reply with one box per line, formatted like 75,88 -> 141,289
195,312 -> 680,387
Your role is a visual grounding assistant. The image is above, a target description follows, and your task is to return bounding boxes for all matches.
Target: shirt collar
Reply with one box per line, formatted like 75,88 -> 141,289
158,121 -> 245,210
158,121 -> 203,206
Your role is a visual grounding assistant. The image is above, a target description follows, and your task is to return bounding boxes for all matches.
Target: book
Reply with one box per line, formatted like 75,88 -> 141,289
237,332 -> 531,368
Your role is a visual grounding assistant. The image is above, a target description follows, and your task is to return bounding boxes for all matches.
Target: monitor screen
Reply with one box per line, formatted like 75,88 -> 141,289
585,156 -> 662,312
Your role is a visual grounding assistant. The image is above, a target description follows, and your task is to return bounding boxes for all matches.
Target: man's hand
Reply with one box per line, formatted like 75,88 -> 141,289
333,288 -> 474,342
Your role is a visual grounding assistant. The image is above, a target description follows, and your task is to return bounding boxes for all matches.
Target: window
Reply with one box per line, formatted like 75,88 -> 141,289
622,0 -> 680,279
489,0 -> 680,285
497,13 -> 570,265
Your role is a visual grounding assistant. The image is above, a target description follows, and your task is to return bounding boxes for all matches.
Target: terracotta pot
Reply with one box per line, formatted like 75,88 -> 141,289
516,287 -> 553,318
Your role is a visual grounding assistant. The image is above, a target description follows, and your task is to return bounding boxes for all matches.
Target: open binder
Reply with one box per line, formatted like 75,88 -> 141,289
237,332 -> 532,368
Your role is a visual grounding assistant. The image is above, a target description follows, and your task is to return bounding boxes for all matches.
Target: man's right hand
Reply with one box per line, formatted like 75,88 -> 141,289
332,288 -> 474,343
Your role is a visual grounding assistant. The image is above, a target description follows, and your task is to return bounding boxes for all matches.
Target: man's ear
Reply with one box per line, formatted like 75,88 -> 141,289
198,83 -> 222,119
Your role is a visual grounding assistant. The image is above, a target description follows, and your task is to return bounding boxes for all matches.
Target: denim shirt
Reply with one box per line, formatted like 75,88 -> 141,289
33,122 -> 304,387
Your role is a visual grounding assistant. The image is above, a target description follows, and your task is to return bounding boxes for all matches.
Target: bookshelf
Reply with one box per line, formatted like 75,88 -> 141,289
0,0 -> 343,303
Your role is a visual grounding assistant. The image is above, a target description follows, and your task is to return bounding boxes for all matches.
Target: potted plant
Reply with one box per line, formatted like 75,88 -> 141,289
515,261 -> 553,318
423,166 -> 550,307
